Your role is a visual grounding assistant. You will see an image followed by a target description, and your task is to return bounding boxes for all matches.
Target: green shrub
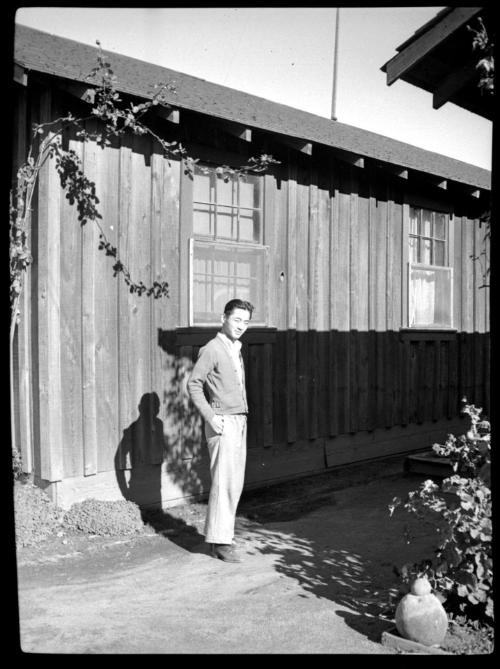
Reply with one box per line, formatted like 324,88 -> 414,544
389,400 -> 492,624
63,498 -> 146,536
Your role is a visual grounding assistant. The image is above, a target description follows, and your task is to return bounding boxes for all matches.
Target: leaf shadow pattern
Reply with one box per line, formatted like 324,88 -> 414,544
237,476 -> 439,644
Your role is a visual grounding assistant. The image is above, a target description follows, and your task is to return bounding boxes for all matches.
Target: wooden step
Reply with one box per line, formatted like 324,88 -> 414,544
404,450 -> 454,477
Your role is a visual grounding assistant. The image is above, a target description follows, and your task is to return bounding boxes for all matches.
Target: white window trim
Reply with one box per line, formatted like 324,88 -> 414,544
188,237 -> 270,327
407,262 -> 454,329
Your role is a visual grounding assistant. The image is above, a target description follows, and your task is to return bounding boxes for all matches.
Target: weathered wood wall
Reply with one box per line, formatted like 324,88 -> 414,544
12,81 -> 490,507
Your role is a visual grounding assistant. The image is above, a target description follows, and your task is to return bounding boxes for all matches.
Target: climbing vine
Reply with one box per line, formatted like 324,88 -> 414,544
10,40 -> 279,332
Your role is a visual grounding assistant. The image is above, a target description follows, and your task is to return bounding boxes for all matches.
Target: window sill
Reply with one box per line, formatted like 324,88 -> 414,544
399,328 -> 457,341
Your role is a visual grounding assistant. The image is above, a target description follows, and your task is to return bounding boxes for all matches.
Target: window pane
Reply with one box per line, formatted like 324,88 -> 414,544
409,207 -> 419,235
421,210 -> 432,237
239,209 -> 260,242
434,213 -> 446,240
409,236 -> 419,263
216,206 -> 237,239
194,171 -> 212,203
421,238 -> 432,265
239,176 -> 260,209
193,204 -> 214,236
192,241 -> 267,323
409,266 -> 452,327
217,178 -> 237,207
434,240 -> 445,266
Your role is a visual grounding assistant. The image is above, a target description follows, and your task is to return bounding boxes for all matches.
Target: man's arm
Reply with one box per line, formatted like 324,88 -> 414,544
187,345 -> 216,424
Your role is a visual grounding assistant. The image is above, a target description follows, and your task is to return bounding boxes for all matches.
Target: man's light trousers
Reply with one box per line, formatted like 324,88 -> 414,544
204,414 -> 247,545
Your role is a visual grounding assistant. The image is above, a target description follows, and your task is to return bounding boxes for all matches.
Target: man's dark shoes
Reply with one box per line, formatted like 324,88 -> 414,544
210,543 -> 243,563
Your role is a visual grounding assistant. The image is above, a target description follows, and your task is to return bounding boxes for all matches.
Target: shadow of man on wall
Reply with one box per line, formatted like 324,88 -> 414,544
114,392 -> 165,511
114,381 -> 207,553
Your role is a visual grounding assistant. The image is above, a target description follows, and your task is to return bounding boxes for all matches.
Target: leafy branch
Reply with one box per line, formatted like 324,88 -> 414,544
10,40 -> 280,333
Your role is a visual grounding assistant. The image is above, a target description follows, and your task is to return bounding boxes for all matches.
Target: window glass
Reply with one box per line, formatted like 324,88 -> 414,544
193,172 -> 212,203
193,203 -> 214,237
192,241 -> 267,324
434,213 -> 446,240
409,266 -> 452,328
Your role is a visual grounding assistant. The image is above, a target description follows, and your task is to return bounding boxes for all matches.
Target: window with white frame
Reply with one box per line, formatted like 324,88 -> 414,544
189,164 -> 268,325
408,206 -> 453,328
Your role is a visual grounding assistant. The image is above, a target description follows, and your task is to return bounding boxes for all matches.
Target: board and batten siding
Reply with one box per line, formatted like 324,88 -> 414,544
16,84 -> 489,506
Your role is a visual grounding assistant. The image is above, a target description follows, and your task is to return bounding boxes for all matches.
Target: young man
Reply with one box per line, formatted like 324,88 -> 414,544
187,298 -> 253,563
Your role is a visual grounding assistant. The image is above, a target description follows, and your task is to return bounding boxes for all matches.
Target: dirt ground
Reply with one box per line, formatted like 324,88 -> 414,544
13,454 -> 493,654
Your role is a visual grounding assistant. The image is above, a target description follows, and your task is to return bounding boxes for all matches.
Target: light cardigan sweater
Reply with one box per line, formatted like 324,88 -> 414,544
187,333 -> 248,423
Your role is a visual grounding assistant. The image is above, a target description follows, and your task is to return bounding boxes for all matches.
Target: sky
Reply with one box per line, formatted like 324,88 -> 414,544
15,6 -> 492,171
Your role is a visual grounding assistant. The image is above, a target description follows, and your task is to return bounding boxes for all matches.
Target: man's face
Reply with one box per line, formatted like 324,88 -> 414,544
221,308 -> 251,342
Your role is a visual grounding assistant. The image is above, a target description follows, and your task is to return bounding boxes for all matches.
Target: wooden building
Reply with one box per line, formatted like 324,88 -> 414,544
12,25 -> 491,509
381,6 -> 494,120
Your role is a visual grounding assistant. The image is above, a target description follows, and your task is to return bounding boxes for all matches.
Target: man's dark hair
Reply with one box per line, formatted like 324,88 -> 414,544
224,299 -> 254,318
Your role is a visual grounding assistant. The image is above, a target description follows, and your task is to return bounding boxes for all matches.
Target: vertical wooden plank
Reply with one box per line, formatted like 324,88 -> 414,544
385,185 -> 394,332
287,156 -> 297,332
384,333 -> 395,428
81,123 -> 99,477
37,89 -> 63,482
317,330 -> 329,437
286,329 -> 297,443
152,154 -> 180,466
376,331 -> 385,428
337,164 -> 351,434
248,343 -> 262,447
179,160 -> 193,327
484,335 -> 490,417
349,331 -> 359,433
462,216 -> 474,333
273,331 -> 287,444
15,85 -> 34,472
263,342 -> 273,447
59,125 -> 84,477
296,165 -> 309,439
274,171 -> 288,331
317,174 -> 331,333
416,340 -> 426,424
474,218 -> 487,332
117,134 -> 152,468
286,158 -> 297,443
309,330 -> 319,440
432,340 -> 441,421
95,136 -> 121,472
452,214 -> 462,331
368,180 -> 378,331
438,341 -> 448,420
390,197 -> 403,331
376,189 -> 388,332
400,337 -> 410,426
393,331 -> 402,426
366,330 -> 377,431
329,162 -> 339,437
349,170 -> 359,333
473,334 -> 484,410
329,330 -> 339,437
308,170 -> 319,330
448,335 -> 458,418
401,201 -> 410,329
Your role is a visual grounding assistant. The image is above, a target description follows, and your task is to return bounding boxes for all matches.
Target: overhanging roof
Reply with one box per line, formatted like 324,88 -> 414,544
14,23 -> 490,191
381,7 -> 494,121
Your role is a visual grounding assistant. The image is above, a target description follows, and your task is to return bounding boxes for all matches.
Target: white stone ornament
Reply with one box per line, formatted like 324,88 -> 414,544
395,577 -> 449,647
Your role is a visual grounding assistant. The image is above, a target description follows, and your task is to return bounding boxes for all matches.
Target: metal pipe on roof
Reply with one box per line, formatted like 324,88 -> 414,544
331,7 -> 340,121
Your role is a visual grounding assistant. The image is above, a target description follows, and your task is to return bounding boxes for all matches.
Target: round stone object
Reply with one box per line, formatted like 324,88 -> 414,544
395,581 -> 448,647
